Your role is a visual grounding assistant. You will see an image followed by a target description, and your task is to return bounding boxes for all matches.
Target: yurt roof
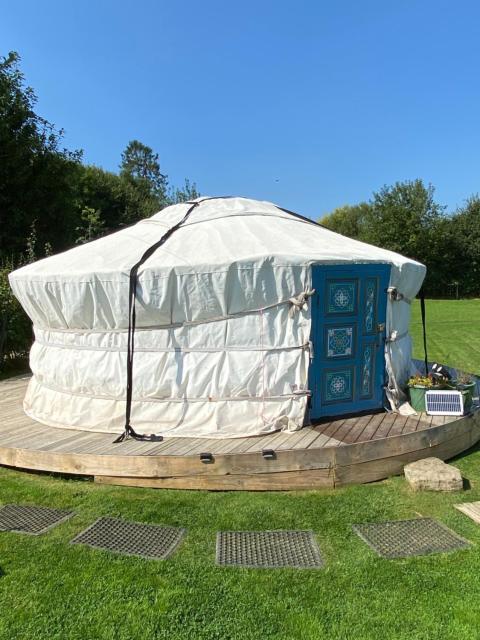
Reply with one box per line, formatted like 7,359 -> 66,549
10,196 -> 424,280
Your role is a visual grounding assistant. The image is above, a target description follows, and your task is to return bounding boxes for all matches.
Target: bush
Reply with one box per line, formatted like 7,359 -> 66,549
0,261 -> 32,370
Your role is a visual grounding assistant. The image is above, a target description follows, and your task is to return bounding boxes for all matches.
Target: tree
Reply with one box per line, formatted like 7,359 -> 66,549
169,178 -> 200,204
320,202 -> 370,239
0,51 -> 81,260
75,206 -> 104,244
448,196 -> 480,296
362,180 -> 445,260
76,164 -> 167,233
120,140 -> 168,212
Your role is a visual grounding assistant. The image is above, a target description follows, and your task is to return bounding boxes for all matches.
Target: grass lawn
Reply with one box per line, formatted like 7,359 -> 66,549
410,298 -> 480,375
0,299 -> 480,640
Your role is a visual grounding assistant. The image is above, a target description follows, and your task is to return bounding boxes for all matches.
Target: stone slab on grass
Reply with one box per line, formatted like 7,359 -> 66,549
404,457 -> 463,491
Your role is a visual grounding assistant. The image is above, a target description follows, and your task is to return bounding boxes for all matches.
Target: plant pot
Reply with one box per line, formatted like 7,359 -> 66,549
457,382 -> 476,410
408,385 -> 428,412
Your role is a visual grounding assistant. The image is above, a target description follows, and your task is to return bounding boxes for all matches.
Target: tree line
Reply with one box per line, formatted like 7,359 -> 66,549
320,180 -> 480,298
0,51 -> 199,369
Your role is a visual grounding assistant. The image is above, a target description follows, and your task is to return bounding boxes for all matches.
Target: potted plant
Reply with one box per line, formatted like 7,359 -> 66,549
407,372 -> 453,412
455,371 -> 476,410
407,374 -> 434,412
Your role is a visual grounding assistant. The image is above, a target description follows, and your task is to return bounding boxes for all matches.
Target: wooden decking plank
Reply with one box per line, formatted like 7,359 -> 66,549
276,427 -> 323,451
386,414 -> 410,438
454,502 -> 480,524
109,436 -> 183,457
0,401 -> 30,418
211,436 -> 257,455
370,413 -> 398,440
181,439 -> 237,456
416,413 -> 434,431
327,416 -> 367,445
274,426 -> 324,451
243,432 -> 286,452
30,428 -> 101,452
301,424 -> 333,449
309,432 -> 340,448
355,412 -> 386,443
0,422 -> 42,446
343,414 -> 375,444
401,412 -> 422,434
165,438 -> 213,456
46,431 -> 110,454
315,418 -> 346,441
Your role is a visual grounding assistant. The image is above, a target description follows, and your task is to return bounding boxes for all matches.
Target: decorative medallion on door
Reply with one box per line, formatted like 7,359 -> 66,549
327,280 -> 357,314
326,326 -> 354,358
323,368 -> 354,403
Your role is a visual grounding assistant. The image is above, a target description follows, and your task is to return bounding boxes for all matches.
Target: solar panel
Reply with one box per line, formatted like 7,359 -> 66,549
425,390 -> 464,416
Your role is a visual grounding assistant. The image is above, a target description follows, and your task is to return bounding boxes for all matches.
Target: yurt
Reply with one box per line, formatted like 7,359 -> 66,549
9,196 -> 426,441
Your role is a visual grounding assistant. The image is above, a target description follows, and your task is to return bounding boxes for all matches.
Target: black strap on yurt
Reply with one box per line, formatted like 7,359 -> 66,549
114,196 -> 236,444
113,200 -> 201,443
419,288 -> 429,375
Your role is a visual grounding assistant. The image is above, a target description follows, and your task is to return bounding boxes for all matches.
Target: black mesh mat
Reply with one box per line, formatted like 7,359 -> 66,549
353,518 -> 471,559
0,504 -> 74,535
71,517 -> 185,560
216,530 -> 323,569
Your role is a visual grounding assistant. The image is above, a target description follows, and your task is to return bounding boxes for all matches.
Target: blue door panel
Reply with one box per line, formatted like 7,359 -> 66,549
309,264 -> 390,419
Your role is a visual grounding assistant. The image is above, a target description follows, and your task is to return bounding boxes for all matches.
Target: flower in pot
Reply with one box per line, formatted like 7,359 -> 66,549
456,371 -> 476,410
407,371 -> 452,412
407,374 -> 434,412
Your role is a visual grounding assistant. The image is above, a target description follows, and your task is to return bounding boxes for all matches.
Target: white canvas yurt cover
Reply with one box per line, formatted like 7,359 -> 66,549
9,197 -> 426,439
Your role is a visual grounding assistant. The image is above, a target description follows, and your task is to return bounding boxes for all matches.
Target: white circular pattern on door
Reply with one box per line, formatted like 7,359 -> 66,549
330,375 -> 346,395
333,289 -> 350,308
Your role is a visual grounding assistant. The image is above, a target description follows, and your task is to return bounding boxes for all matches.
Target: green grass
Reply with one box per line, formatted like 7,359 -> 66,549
0,299 -> 480,640
410,298 -> 480,375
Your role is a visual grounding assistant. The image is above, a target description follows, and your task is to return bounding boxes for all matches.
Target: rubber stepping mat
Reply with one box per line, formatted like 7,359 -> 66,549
216,530 -> 323,569
353,518 -> 471,559
0,504 -> 74,535
71,517 -> 185,560
454,502 -> 480,524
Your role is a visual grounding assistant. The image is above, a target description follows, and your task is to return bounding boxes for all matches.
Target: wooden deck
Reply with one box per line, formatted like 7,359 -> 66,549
1,375 -> 480,490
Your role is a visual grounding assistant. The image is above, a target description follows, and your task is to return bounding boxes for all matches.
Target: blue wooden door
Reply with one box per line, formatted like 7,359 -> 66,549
309,263 -> 390,419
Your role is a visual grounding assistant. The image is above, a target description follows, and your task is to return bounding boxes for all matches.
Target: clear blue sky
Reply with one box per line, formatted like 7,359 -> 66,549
2,0 -> 480,218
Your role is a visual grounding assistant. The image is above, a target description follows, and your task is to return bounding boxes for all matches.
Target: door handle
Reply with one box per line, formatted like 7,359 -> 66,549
376,322 -> 385,348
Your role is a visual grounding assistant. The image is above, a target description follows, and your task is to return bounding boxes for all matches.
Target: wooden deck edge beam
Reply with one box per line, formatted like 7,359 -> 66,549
94,468 -> 336,491
0,442 -> 335,479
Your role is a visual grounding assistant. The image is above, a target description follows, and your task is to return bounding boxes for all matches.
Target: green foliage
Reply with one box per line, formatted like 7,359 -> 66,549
320,180 -> 480,297
0,51 -> 82,260
120,139 -> 169,212
75,207 -> 104,245
448,196 -> 480,296
169,178 -> 201,204
363,180 -> 445,259
321,202 -> 370,239
0,260 -> 31,367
